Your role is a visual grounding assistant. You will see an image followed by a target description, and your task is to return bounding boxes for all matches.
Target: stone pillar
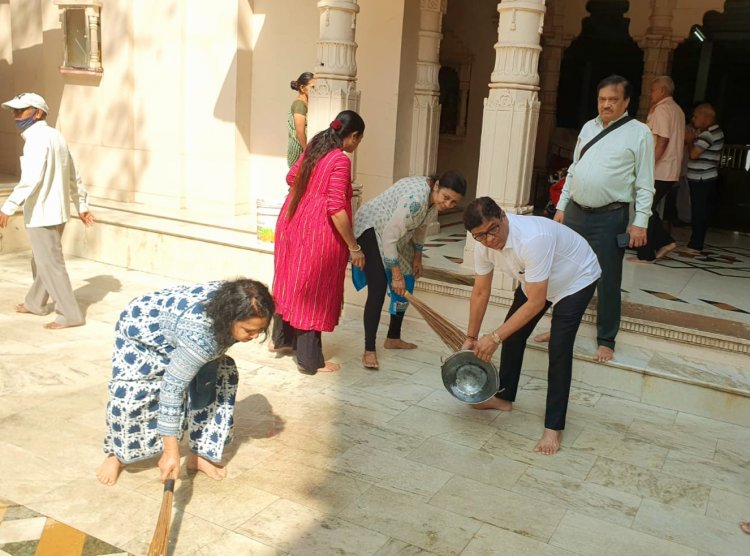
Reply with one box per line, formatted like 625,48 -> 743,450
309,0 -> 363,211
409,0 -> 447,176
86,6 -> 102,72
637,0 -> 677,118
533,0 -> 564,177
463,0 -> 545,286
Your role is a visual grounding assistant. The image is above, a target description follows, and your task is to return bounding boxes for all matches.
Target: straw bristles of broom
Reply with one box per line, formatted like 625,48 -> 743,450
404,292 -> 466,352
147,479 -> 175,556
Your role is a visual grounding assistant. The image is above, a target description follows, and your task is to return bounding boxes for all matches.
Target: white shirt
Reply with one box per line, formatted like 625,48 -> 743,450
474,213 -> 601,305
1,121 -> 88,227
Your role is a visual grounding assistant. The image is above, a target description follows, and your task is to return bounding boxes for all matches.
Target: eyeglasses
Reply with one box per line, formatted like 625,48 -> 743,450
472,223 -> 501,242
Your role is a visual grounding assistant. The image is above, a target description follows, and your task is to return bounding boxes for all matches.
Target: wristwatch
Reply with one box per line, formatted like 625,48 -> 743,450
490,331 -> 501,344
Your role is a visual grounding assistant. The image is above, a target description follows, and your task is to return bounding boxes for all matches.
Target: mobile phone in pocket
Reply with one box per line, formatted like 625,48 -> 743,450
616,232 -> 630,248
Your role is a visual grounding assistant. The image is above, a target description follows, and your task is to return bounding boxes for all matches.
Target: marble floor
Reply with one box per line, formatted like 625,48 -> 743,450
423,224 -> 750,330
1,253 -> 749,555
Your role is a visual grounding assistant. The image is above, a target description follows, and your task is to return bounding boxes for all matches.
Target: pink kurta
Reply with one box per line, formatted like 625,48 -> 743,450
273,148 -> 352,332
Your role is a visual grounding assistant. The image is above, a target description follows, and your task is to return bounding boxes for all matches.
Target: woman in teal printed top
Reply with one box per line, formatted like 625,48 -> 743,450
96,278 -> 274,486
353,171 -> 467,369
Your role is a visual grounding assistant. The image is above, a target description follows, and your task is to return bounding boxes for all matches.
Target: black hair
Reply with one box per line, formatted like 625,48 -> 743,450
205,278 -> 275,347
435,170 -> 467,196
287,110 -> 365,219
597,74 -> 632,100
463,196 -> 503,231
290,72 -> 315,91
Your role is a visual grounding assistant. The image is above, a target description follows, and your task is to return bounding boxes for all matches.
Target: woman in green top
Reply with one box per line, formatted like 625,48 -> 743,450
287,72 -> 315,167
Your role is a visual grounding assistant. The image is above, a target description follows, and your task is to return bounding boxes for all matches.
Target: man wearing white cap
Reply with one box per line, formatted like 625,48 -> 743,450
0,92 -> 94,329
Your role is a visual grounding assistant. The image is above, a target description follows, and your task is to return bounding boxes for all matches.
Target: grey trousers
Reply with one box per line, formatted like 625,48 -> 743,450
24,224 -> 84,326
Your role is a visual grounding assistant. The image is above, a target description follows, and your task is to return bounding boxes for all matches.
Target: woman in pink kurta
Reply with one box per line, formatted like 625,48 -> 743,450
272,110 -> 366,374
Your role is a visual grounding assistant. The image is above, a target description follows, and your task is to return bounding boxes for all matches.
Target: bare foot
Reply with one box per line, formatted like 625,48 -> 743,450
679,247 -> 702,256
384,338 -> 417,350
15,304 -> 33,314
187,454 -> 227,480
471,397 -> 512,411
626,256 -> 654,264
268,340 -> 293,354
533,428 -> 562,455
362,351 -> 379,370
317,361 -> 340,372
594,345 -> 614,363
655,242 -> 677,260
43,321 -> 82,330
533,332 -> 550,343
740,521 -> 750,534
96,455 -> 123,486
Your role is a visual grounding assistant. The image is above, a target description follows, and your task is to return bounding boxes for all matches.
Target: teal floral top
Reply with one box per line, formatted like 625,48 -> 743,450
353,176 -> 437,272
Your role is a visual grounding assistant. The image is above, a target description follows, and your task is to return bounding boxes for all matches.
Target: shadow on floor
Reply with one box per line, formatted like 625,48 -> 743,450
74,274 -> 123,318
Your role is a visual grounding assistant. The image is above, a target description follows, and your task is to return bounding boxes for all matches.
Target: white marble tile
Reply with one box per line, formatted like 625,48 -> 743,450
346,370 -> 436,405
339,486 -> 482,556
571,429 -> 669,470
512,466 -> 642,527
586,457 -> 710,513
640,375 -> 750,428
549,511 -> 697,556
706,488 -> 750,524
646,352 -> 750,393
661,450 -> 750,493
714,439 -> 750,467
673,412 -> 750,445
483,430 -> 598,481
0,516 -> 46,544
522,377 -> 602,406
190,529 -> 283,555
372,538 -> 440,556
240,457 -> 372,515
407,437 -> 527,490
386,406 -> 497,450
429,475 -> 566,541
633,498 -> 750,555
238,498 -> 389,556
627,419 -> 717,459
460,523 -> 577,556
327,444 -> 454,500
492,409 -> 585,447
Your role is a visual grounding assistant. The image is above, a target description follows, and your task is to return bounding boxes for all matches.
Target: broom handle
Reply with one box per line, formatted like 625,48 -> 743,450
147,479 -> 176,556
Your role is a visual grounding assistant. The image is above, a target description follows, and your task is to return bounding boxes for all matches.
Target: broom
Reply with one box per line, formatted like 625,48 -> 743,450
404,292 -> 466,352
147,479 -> 175,556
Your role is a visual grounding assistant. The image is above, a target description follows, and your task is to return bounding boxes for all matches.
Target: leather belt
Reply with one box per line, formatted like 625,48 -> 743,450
572,201 -> 628,213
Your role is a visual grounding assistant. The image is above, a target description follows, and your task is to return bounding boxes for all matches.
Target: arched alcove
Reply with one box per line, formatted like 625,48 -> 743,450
556,0 -> 644,130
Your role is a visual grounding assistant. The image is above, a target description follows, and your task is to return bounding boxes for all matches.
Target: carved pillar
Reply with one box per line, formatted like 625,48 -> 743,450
533,0 -> 564,175
637,0 -> 677,118
86,6 -> 102,71
409,0 -> 447,176
463,0 -> 545,288
309,0 -> 363,211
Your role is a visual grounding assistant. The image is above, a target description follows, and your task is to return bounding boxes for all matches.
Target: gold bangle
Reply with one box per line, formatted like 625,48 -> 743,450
490,331 -> 501,344
348,244 -> 362,252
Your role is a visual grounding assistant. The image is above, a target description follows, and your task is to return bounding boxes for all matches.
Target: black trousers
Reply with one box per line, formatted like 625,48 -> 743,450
358,227 -> 405,351
636,180 -> 676,261
687,177 -> 718,251
271,314 -> 324,374
564,202 -> 628,350
496,281 -> 597,430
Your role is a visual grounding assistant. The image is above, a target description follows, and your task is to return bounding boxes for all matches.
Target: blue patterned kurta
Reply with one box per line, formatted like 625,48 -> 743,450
104,282 -> 239,464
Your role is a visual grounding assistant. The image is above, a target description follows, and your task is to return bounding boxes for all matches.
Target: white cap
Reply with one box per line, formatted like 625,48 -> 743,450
2,93 -> 49,114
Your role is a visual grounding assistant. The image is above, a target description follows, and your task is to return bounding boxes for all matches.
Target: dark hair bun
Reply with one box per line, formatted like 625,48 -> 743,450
290,80 -> 299,91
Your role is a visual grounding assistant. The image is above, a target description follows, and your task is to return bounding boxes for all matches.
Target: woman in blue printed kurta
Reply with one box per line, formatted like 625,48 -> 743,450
96,278 -> 274,486
352,171 -> 467,370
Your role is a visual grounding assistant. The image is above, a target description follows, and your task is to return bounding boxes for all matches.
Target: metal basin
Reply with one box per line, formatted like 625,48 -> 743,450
441,350 -> 500,404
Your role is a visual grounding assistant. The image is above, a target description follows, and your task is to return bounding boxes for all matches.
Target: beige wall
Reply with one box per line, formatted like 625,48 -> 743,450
356,0 -> 408,202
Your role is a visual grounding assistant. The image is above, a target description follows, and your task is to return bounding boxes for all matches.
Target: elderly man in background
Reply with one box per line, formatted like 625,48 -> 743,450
683,102 -> 724,255
628,76 -> 683,263
0,93 -> 94,329
551,75 -> 654,363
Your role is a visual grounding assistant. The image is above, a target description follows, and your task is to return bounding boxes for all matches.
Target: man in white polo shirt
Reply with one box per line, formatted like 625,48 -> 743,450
0,92 -> 94,329
461,197 -> 600,455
